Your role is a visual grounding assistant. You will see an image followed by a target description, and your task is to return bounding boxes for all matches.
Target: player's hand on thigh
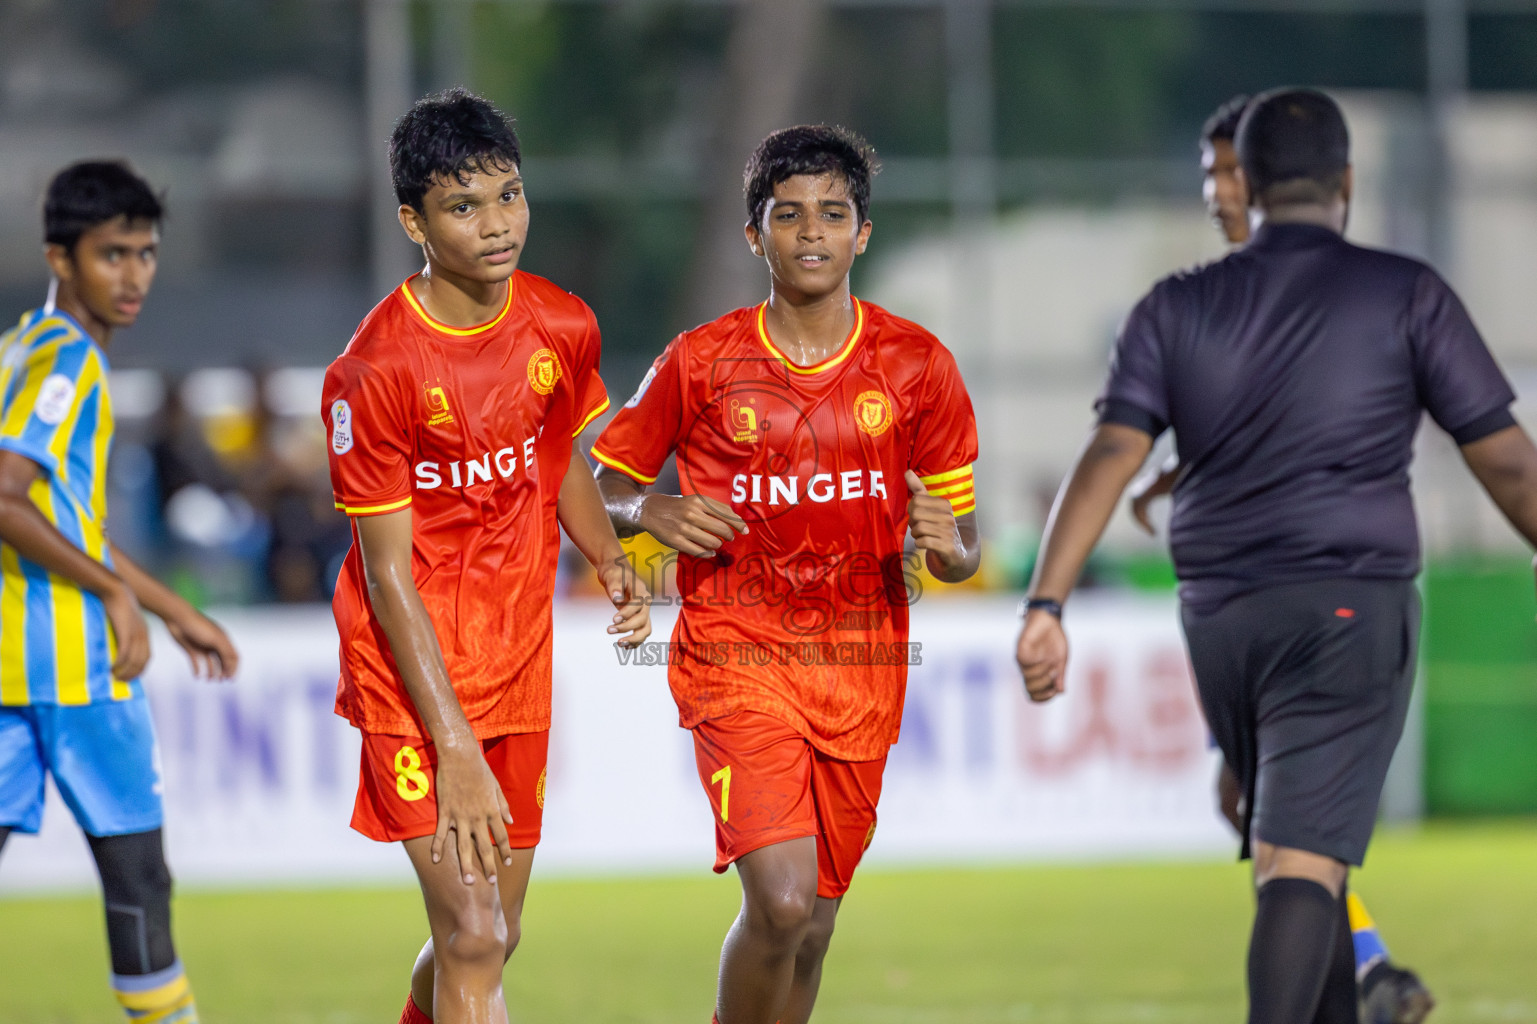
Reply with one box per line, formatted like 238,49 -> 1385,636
1016,610 -> 1068,703
432,748 -> 515,885
598,557 -> 652,647
639,493 -> 747,558
103,584 -> 152,681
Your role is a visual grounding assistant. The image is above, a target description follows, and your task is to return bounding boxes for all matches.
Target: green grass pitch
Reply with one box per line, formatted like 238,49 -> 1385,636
4,822 -> 1536,1023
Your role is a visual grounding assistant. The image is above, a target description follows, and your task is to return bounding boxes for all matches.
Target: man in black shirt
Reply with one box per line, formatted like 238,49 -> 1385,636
1016,88 -> 1537,1023
1133,92 -> 1436,1024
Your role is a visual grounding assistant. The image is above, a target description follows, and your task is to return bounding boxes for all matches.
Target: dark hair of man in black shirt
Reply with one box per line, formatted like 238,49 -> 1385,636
744,124 -> 879,228
1200,94 -> 1250,146
1235,88 -> 1350,207
390,87 -> 521,214
45,161 -> 164,257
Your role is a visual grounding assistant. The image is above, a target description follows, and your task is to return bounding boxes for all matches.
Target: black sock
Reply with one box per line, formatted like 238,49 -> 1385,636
1311,887 -> 1358,1024
1247,877 -> 1339,1024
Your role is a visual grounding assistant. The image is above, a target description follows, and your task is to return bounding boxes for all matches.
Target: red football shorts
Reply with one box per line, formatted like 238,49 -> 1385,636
351,730 -> 549,845
692,711 -> 888,899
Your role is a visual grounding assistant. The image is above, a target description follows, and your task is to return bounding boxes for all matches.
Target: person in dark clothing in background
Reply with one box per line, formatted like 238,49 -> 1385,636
1131,91 -> 1436,1024
1016,88 -> 1537,1024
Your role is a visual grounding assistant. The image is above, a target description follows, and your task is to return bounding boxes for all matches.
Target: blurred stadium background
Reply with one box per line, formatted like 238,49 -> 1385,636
3,0 -> 1537,1020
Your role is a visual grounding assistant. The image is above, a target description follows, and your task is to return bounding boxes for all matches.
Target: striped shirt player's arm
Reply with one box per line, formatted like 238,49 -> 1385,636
0,335 -> 105,475
323,355 -> 413,517
0,337 -> 148,685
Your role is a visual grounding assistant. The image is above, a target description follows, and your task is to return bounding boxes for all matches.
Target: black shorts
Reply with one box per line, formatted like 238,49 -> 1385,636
1181,578 -> 1420,866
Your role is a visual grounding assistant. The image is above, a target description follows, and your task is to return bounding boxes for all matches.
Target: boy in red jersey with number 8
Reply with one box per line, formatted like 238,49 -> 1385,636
593,125 -> 980,1024
322,90 -> 649,1024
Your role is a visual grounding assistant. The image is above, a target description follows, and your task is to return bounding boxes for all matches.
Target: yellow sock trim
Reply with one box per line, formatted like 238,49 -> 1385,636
1346,891 -> 1375,932
115,975 -> 198,1023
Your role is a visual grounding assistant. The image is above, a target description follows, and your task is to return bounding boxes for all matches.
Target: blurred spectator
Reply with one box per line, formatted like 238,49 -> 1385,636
133,368 -> 351,605
244,368 -> 351,603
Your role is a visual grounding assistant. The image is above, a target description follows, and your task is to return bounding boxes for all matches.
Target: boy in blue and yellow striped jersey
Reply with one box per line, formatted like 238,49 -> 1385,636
0,161 -> 239,1024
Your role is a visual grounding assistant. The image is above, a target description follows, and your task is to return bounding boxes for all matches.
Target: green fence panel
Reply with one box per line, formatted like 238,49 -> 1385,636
1423,559 -> 1537,815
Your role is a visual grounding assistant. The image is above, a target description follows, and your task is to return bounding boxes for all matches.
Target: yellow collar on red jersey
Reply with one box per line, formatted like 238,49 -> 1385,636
755,298 -> 866,375
399,273 -> 515,337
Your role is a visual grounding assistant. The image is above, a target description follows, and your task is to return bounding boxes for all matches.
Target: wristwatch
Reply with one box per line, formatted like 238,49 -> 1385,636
1019,597 -> 1063,619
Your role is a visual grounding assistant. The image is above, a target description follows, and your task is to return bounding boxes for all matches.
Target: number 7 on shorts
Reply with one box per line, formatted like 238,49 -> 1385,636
711,765 -> 732,822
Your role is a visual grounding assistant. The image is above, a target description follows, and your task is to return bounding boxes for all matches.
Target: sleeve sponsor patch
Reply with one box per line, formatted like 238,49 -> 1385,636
34,374 -> 76,425
331,398 -> 354,454
624,365 -> 658,409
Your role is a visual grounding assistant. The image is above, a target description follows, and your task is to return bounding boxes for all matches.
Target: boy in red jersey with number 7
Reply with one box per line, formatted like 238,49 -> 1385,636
593,125 -> 980,1024
321,90 -> 650,1024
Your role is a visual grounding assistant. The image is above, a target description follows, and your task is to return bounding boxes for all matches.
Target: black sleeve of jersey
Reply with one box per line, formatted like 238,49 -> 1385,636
1096,284 -> 1174,432
1448,406 -> 1517,446
1409,268 -> 1517,440
1096,398 -> 1168,439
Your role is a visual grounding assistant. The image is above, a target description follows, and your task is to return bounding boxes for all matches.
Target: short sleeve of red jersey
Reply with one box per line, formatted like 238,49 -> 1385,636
910,346 -> 979,517
323,354 -> 413,516
570,302 -> 611,437
589,335 -> 687,485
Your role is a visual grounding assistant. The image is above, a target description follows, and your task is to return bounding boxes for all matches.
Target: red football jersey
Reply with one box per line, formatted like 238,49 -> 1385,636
592,298 -> 977,761
324,271 -> 609,738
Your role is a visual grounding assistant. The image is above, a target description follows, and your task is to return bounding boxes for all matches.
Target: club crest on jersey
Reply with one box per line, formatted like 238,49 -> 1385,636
728,397 -> 761,446
528,348 -> 562,395
424,385 -> 454,427
854,390 -> 893,437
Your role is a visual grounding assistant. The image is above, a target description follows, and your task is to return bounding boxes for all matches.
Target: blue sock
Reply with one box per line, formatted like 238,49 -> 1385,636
1347,892 -> 1390,981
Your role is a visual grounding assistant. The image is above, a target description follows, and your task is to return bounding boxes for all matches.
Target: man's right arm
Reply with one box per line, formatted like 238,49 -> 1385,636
0,450 -> 148,679
352,508 -> 512,883
594,466 -> 746,558
1015,423 -> 1154,701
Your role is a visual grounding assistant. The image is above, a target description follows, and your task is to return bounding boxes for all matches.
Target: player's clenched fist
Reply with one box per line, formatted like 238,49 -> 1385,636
639,493 -> 749,559
905,470 -> 965,571
598,557 -> 653,647
1016,609 -> 1068,703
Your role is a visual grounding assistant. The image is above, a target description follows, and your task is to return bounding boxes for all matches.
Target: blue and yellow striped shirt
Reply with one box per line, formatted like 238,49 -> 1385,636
0,308 -> 128,705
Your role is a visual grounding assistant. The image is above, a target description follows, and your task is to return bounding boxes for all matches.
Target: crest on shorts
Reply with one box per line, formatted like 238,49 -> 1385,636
424,384 -> 454,427
728,397 -> 761,446
536,766 -> 547,809
853,390 -> 893,437
528,349 -> 562,395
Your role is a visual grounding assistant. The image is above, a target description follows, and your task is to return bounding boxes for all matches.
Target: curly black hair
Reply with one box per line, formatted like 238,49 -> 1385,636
44,161 -> 163,254
390,88 -> 521,212
744,124 -> 880,227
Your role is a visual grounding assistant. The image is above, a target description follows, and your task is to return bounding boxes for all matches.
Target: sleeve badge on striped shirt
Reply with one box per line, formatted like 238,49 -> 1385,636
35,373 -> 76,425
